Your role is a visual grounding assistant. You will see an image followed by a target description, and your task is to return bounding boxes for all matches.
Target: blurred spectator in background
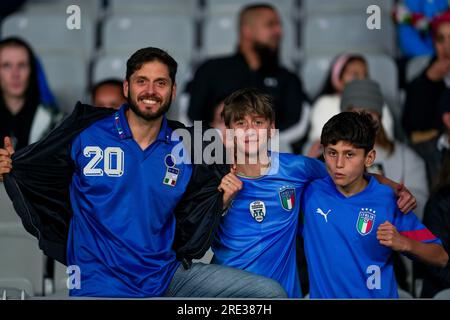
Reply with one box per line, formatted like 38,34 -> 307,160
0,37 -> 61,150
394,0 -> 448,58
91,78 -> 126,109
186,3 -> 308,150
420,149 -> 450,298
341,79 -> 429,221
304,53 -> 394,158
402,12 -> 450,186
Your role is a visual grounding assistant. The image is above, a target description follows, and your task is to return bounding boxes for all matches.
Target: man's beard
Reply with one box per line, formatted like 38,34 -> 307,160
253,42 -> 280,74
127,88 -> 172,121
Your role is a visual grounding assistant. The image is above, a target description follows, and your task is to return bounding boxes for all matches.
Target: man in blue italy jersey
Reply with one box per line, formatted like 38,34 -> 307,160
0,47 -> 287,298
301,111 -> 449,298
210,88 -> 418,298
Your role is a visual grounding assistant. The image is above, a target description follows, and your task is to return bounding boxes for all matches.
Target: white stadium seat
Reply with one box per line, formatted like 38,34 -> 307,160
0,223 -> 45,296
1,12 -> 95,60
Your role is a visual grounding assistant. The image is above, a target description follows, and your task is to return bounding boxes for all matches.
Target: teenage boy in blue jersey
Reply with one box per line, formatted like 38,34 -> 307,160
211,88 -> 418,298
0,47 -> 287,298
301,111 -> 449,298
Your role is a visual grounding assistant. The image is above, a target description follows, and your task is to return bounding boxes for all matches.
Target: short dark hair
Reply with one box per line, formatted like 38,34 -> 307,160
91,78 -> 123,99
126,47 -> 177,84
222,87 -> 275,126
239,3 -> 276,28
321,112 -> 378,154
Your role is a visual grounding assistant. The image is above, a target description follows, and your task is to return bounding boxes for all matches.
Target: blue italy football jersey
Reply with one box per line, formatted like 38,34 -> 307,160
67,104 -> 192,297
301,175 -> 441,299
212,153 -> 327,298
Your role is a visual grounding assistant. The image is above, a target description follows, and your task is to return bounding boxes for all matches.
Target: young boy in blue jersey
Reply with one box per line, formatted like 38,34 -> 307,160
211,88 -> 418,298
0,48 -> 287,298
301,110 -> 449,298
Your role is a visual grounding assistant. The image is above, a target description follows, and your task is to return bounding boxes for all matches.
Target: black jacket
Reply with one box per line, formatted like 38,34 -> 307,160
420,186 -> 450,297
402,58 -> 447,135
3,102 -> 228,268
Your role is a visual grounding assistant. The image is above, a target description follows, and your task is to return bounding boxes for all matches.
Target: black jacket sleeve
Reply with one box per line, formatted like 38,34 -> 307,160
3,102 -> 116,265
402,67 -> 446,135
421,189 -> 450,292
169,121 -> 229,268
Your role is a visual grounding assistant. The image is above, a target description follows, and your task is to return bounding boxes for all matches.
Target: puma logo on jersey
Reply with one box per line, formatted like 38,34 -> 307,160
316,208 -> 331,223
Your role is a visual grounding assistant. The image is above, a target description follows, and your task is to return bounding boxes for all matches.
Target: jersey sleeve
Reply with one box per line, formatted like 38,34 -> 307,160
300,156 -> 328,182
393,209 -> 442,245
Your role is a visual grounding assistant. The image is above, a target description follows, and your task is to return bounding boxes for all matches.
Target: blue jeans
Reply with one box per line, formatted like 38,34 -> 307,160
164,263 -> 287,298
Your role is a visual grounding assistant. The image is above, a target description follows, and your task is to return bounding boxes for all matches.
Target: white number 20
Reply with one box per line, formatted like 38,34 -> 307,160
83,146 -> 124,177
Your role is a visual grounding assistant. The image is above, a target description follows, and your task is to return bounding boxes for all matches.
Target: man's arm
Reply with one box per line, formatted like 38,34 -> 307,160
0,137 -> 14,182
377,221 -> 449,268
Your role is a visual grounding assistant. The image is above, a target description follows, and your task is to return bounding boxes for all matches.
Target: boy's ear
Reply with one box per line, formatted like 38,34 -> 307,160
442,112 -> 450,130
365,149 -> 376,168
171,83 -> 177,101
269,121 -> 276,138
123,80 -> 129,98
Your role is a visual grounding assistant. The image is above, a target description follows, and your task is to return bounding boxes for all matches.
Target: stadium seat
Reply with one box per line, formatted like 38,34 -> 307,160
92,55 -> 128,84
0,278 -> 33,299
365,54 -> 400,119
206,0 -> 295,15
0,183 -> 19,223
0,223 -> 45,296
108,0 -> 197,15
22,0 -> 102,19
302,0 -> 393,14
397,288 -> 414,299
39,54 -> 88,113
1,12 -> 95,60
433,288 -> 450,299
406,55 -> 432,84
102,14 -> 195,64
52,261 -> 69,297
300,55 -> 332,101
302,13 -> 396,57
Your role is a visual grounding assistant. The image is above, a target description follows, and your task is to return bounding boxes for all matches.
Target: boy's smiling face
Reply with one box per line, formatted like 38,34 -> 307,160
323,141 -> 376,194
229,113 -> 274,158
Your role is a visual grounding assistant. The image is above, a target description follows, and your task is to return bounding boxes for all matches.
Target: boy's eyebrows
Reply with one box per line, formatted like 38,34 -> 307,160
326,145 -> 357,152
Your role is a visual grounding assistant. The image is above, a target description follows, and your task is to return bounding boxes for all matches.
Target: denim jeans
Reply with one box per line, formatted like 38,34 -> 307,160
164,262 -> 287,298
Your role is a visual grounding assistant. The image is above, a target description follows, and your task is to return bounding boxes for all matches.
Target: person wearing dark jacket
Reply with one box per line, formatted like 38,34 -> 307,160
186,4 -> 307,136
0,47 -> 287,298
402,12 -> 450,186
420,150 -> 450,297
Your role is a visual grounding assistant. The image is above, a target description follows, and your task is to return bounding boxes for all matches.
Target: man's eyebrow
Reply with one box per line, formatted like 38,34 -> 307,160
155,77 -> 170,82
134,75 -> 149,81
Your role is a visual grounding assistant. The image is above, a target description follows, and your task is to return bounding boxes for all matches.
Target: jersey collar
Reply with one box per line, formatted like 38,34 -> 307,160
114,103 -> 171,144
